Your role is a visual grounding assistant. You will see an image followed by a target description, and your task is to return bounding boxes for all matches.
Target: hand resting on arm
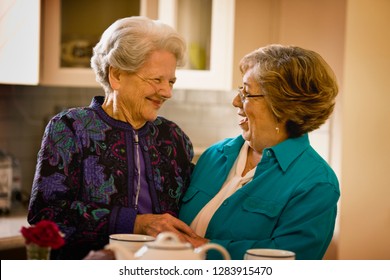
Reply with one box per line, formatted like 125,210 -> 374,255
134,213 -> 209,247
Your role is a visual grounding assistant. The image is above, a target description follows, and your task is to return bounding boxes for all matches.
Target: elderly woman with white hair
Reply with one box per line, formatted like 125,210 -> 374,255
28,16 -> 196,259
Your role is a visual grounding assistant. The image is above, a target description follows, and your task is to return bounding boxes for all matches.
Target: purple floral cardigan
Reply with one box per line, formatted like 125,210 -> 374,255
28,96 -> 194,259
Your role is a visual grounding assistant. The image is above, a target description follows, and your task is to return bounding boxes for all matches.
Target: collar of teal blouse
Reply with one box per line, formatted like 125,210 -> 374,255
218,134 -> 310,173
269,134 -> 310,172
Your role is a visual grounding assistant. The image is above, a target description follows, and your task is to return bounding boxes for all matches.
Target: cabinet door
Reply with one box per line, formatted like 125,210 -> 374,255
0,0 -> 40,85
41,0 -> 142,87
158,0 -> 235,90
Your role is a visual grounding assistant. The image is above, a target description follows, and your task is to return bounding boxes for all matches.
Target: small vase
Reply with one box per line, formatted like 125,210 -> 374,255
26,243 -> 51,260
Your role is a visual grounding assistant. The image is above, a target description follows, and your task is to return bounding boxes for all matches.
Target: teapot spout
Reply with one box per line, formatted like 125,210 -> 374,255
105,243 -> 136,260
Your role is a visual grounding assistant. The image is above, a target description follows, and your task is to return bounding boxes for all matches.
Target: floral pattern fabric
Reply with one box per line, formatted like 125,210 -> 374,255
28,96 -> 194,259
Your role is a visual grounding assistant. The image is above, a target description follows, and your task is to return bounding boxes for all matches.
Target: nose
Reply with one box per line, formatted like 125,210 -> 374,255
232,93 -> 242,108
157,82 -> 173,99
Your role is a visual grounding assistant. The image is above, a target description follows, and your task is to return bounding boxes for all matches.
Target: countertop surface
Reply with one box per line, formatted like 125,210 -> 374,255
0,202 -> 29,250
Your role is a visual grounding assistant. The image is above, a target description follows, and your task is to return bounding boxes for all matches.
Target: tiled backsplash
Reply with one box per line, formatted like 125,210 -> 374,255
0,84 -> 330,196
0,84 -> 241,195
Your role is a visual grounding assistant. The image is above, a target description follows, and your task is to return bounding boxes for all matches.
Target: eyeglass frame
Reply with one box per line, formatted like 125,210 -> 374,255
237,86 -> 266,103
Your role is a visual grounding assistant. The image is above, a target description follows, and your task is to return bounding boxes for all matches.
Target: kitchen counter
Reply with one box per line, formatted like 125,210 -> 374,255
0,202 -> 28,252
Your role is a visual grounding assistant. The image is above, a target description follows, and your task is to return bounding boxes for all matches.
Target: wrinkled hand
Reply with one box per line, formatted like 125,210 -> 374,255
134,213 -> 189,236
134,213 -> 201,243
182,234 -> 209,248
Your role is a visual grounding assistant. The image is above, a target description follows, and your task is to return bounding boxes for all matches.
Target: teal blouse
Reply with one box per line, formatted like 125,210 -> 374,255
179,134 -> 339,260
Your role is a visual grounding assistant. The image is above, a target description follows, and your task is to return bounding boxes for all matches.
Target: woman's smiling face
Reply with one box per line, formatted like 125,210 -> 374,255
232,67 -> 287,153
113,50 -> 177,129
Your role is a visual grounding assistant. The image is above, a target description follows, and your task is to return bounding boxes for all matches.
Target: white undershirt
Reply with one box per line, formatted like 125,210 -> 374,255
190,142 -> 257,237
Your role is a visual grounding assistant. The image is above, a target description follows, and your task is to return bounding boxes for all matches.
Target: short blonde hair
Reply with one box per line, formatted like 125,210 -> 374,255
240,44 -> 338,137
91,16 -> 186,92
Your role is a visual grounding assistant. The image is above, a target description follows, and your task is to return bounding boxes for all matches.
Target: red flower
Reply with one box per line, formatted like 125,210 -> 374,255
21,220 -> 65,249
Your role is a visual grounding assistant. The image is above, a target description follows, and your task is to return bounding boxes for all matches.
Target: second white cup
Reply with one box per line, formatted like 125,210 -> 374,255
244,248 -> 296,260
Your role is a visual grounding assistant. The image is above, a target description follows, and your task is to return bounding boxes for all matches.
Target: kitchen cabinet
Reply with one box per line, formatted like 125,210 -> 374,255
40,0 -> 235,90
0,0 -> 40,85
41,0 -> 142,87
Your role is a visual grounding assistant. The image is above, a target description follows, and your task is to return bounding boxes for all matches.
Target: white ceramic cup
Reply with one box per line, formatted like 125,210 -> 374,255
244,248 -> 296,260
109,234 -> 155,253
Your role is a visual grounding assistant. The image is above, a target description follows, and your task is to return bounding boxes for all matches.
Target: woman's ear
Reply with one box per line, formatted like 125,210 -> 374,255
108,66 -> 121,90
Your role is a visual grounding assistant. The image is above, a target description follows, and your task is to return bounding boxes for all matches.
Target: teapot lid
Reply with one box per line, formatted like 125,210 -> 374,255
147,232 -> 192,250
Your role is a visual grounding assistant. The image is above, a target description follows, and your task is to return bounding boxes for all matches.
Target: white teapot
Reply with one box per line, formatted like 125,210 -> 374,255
105,231 -> 231,260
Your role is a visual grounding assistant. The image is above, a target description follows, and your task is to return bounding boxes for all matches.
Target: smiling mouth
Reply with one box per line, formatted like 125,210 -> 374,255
239,117 -> 248,125
147,97 -> 165,107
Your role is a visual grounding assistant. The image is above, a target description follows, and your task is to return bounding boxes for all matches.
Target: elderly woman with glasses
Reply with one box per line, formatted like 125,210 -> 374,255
28,16 -> 197,259
179,44 -> 340,260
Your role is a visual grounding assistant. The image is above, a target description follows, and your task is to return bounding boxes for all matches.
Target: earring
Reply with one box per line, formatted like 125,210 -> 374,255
275,127 -> 280,134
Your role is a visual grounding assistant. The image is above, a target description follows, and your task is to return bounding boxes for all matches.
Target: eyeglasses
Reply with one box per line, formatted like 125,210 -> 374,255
134,72 -> 176,94
237,86 -> 265,103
